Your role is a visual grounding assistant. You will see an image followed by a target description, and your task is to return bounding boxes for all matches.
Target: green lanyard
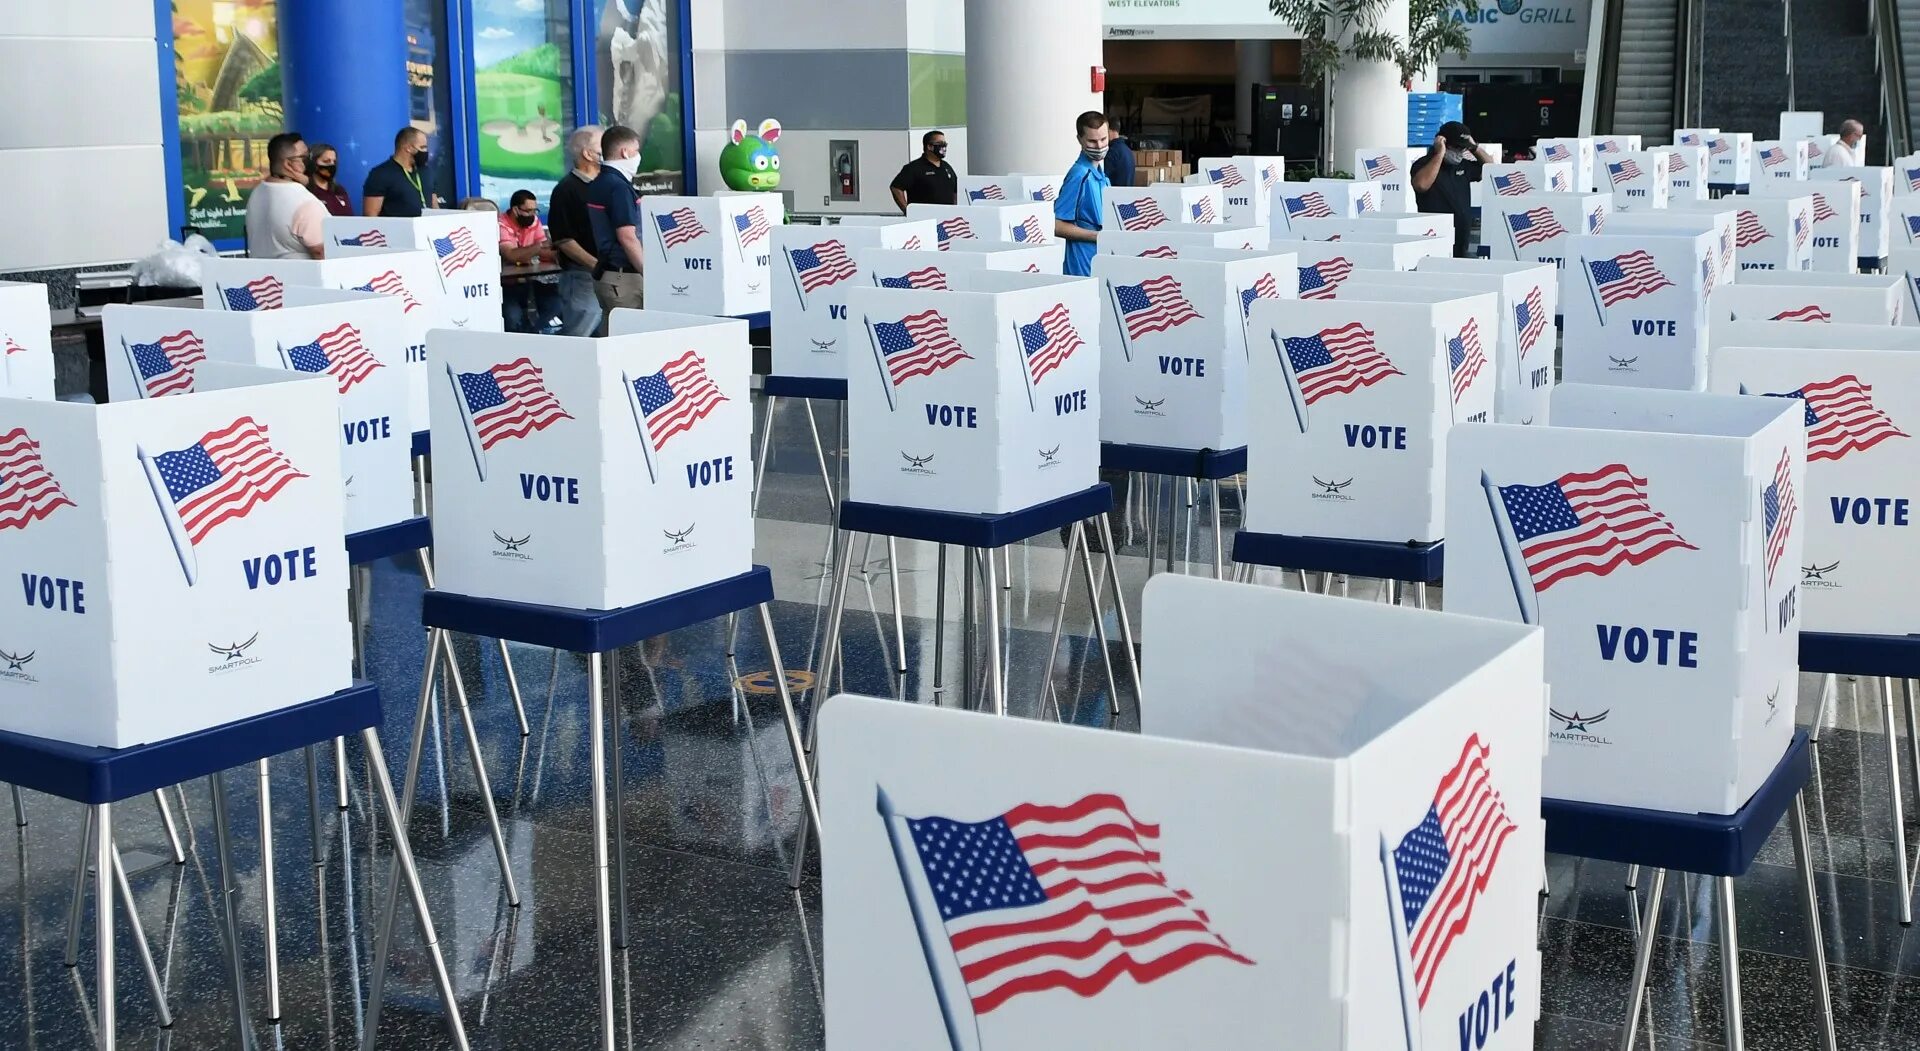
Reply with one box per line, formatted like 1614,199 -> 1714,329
403,165 -> 424,204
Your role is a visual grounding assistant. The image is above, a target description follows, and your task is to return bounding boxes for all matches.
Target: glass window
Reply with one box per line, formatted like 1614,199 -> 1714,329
595,0 -> 686,195
472,0 -> 575,208
404,0 -> 457,206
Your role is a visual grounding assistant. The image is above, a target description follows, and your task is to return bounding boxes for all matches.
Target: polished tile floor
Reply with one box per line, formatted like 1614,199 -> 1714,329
5,397 -> 1920,1049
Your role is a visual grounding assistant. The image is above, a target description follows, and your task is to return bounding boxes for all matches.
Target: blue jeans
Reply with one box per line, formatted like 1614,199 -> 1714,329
505,280 -> 563,333
555,268 -> 602,337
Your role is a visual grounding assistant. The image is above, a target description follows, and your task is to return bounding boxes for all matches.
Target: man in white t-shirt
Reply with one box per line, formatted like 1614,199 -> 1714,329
1823,119 -> 1865,169
245,133 -> 325,260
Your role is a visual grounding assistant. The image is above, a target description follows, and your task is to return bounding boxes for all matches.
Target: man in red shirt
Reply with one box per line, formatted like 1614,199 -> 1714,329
499,190 -> 560,332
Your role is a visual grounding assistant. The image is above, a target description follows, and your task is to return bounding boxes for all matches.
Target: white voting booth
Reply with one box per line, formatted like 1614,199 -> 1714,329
1534,138 -> 1595,191
1895,154 -> 1920,196
859,244 -> 1060,298
1812,166 -> 1894,261
1271,182 -> 1381,239
0,363 -> 349,748
200,252 -> 448,435
1710,340 -> 1920,635
1749,179 -> 1861,273
102,293 -> 413,534
907,201 -> 1056,251
1101,185 -> 1224,234
1593,134 -> 1643,156
1369,259 -> 1561,425
638,193 -> 785,316
1714,271 -> 1903,325
1446,384 -> 1804,813
0,281 -> 54,400
1097,226 -> 1271,258
1753,140 -> 1809,181
1705,132 -> 1756,187
1353,147 -> 1420,211
1652,146 -> 1710,201
841,271 -> 1100,515
1269,239 -> 1422,302
1291,213 -> 1451,241
1891,245 -> 1920,324
1559,231 -> 1715,391
1482,162 -> 1572,201
771,220 -> 937,382
958,174 -> 1060,206
1483,194 -> 1612,267
1600,152 -> 1670,211
1194,155 -> 1284,227
1244,288 -> 1497,544
427,315 -> 752,611
1090,249 -> 1296,451
323,211 -> 504,332
821,575 -> 1546,1051
1670,197 -> 1814,272
1608,211 -> 1737,299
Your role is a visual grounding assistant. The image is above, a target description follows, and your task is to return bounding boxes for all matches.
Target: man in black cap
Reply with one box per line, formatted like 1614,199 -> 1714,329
1411,121 -> 1496,258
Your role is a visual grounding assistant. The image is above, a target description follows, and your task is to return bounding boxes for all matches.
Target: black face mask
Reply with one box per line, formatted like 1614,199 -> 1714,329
513,212 -> 536,228
413,150 -> 429,171
931,144 -> 947,159
315,164 -> 336,178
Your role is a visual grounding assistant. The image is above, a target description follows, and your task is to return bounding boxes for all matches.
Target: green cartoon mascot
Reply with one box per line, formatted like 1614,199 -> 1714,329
719,118 -> 781,191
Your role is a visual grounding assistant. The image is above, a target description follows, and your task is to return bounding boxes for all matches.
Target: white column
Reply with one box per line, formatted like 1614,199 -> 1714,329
1329,0 -> 1409,169
964,0 -> 1102,177
1235,40 -> 1273,149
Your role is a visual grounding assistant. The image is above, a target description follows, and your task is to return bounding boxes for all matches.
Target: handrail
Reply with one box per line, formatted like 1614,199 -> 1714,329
1673,0 -> 1698,133
1785,0 -> 1797,111
1582,0 -> 1615,135
1871,0 -> 1912,160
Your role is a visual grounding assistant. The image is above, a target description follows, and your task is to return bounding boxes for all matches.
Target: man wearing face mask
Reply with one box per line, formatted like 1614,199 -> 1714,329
586,124 -> 647,328
245,132 -> 326,260
1411,121 -> 1495,258
500,190 -> 560,332
890,131 -> 957,211
363,127 -> 434,218
548,125 -> 605,337
1054,111 -> 1111,278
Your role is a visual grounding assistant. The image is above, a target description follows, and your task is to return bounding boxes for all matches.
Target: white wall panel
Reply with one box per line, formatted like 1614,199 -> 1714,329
0,39 -> 161,149
0,147 -> 170,272
4,0 -> 156,39
905,0 -> 966,54
693,51 -> 729,132
722,0 -> 907,51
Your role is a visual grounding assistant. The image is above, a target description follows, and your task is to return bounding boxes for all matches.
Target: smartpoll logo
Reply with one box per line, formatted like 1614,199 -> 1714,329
1608,355 -> 1640,373
661,523 -> 696,554
1036,445 -> 1062,469
491,531 -> 532,562
1801,560 -> 1842,589
206,632 -> 263,675
898,451 -> 936,476
1132,395 -> 1167,418
1548,707 -> 1613,747
0,647 -> 37,685
1311,475 -> 1355,502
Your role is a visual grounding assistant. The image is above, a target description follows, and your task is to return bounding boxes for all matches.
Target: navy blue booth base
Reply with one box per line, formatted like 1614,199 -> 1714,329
1800,630 -> 1920,678
761,375 -> 846,401
1,683 -> 472,1048
1543,732 -> 1837,1050
1708,183 -> 1751,198
841,483 -> 1112,550
347,515 -> 433,566
732,311 -> 771,331
411,430 -> 431,458
1232,530 -> 1443,597
388,566 -> 813,1049
1861,257 -> 1886,274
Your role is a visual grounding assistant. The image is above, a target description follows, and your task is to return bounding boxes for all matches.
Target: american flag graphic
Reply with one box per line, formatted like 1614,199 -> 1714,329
1734,210 -> 1770,247
1666,151 -> 1687,174
1586,207 -> 1606,234
1759,146 -> 1788,169
1448,319 -> 1488,404
432,226 -> 483,277
1207,165 -> 1246,188
1588,250 -> 1674,306
223,276 -> 283,312
1542,143 -> 1570,162
1595,139 -> 1620,154
3,336 -> 22,356
129,330 -> 207,397
968,185 -> 1007,201
633,351 -> 726,451
353,271 -> 422,313
1496,464 -> 1696,592
1762,447 -> 1796,587
1764,375 -> 1909,461
1607,159 -> 1643,185
875,310 -> 971,386
1297,257 -> 1354,299
1011,215 -> 1047,245
656,207 -> 708,248
1280,323 -> 1401,403
1356,192 -> 1377,214
1908,215 -> 1920,240
0,428 -> 75,530
1709,137 -> 1730,156
936,217 -> 975,246
338,230 -> 388,248
1240,272 -> 1282,317
733,206 -> 772,248
1907,167 -> 1920,192
879,267 -> 948,290
1033,184 -> 1057,202
1018,305 -> 1084,384
1491,172 -> 1533,196
286,323 -> 384,394
1115,276 -> 1202,339
790,241 -> 857,293
1550,171 -> 1571,191
1115,200 -> 1167,231
1811,194 -> 1837,224
1793,212 -> 1809,253
1283,192 -> 1334,219
1363,154 -> 1400,179
153,417 -> 307,546
1516,288 -> 1548,358
1191,198 -> 1217,223
1508,208 -> 1567,248
1702,255 -> 1717,299
1139,245 -> 1178,259
1261,165 -> 1279,190
890,792 -> 1252,1016
1680,133 -> 1703,146
901,235 -> 924,251
1392,735 -> 1517,1007
456,358 -> 573,450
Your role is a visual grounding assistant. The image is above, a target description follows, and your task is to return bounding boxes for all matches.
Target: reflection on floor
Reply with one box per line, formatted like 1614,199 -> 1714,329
3,400 -> 1919,1049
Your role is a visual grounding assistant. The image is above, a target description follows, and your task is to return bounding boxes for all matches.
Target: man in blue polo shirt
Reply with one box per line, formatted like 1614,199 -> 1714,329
1053,111 -> 1111,277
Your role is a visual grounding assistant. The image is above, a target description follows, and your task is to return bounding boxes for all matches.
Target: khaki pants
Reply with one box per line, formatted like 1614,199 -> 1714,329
593,271 -> 644,333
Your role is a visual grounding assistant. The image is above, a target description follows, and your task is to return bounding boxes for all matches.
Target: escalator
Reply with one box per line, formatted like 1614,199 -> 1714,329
1592,0 -> 1691,144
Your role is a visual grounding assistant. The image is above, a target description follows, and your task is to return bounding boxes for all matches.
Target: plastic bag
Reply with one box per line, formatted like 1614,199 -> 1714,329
130,236 -> 219,288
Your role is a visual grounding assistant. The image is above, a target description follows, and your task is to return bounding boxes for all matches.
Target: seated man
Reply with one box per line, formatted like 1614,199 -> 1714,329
499,190 -> 561,333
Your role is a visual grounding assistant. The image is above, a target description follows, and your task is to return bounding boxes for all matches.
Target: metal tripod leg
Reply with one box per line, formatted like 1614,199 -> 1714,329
888,538 -> 907,676
498,640 -> 531,737
1717,876 -> 1745,1050
154,789 -> 185,864
92,802 -> 114,1048
1883,677 -> 1913,925
1074,523 -> 1121,721
801,399 -> 836,514
109,844 -> 172,1027
1210,479 -> 1226,579
258,759 -> 282,1021
932,544 -> 948,701
208,775 -> 258,1050
1038,522 -> 1084,719
982,549 -> 1006,716
1619,868 -> 1666,1051
758,603 -> 823,862
1790,792 -> 1837,1050
1094,514 -> 1144,709
586,652 -> 616,1051
752,393 -> 778,517
609,654 -> 630,950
